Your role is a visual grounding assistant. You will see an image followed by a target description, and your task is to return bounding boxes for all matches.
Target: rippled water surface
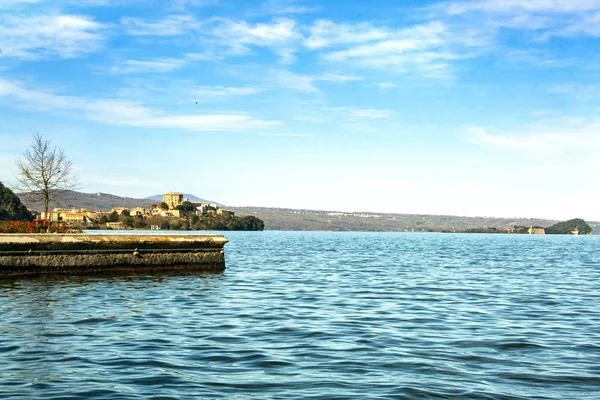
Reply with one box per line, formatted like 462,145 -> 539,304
2,232 -> 600,399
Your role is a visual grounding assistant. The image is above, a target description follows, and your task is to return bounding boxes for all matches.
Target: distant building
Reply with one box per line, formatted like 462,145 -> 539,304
106,222 -> 125,230
130,207 -> 146,217
163,192 -> 183,209
40,208 -> 91,224
61,211 -> 89,224
217,209 -> 235,218
168,209 -> 182,218
528,226 -> 545,235
195,202 -> 217,216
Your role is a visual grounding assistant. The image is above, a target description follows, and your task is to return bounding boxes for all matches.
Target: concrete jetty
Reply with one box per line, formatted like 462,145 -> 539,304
0,234 -> 228,278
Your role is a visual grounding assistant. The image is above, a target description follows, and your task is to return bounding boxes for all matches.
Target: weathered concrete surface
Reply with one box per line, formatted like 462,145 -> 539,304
0,234 -> 227,278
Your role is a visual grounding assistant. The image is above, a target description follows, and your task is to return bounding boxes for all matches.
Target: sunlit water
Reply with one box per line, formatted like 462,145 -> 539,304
1,232 -> 599,399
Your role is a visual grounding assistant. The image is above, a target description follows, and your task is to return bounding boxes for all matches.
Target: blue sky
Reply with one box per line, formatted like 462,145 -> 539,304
1,0 -> 600,221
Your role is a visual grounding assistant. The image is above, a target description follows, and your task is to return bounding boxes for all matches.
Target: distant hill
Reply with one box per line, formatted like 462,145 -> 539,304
14,190 -> 598,234
17,190 -> 222,212
146,193 -> 220,205
546,218 -> 593,235
227,206 -> 599,234
18,191 -> 156,212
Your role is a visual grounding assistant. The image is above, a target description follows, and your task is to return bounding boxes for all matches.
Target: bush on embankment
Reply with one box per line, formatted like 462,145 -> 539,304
0,220 -> 68,234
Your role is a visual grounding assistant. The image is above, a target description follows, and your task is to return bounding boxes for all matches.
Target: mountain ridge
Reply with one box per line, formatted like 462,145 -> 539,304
15,190 -> 598,233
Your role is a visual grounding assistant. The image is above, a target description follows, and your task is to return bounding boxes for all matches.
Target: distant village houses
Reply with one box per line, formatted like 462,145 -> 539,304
37,191 -> 235,230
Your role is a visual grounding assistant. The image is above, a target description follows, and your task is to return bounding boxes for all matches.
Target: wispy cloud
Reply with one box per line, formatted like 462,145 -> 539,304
311,20 -> 481,77
305,20 -> 390,49
466,124 -> 600,155
208,17 -> 301,62
108,51 -> 222,74
273,70 -> 320,93
350,108 -> 391,119
441,0 -> 600,16
193,86 -> 263,98
503,49 -> 575,68
318,73 -> 362,82
434,0 -> 600,38
375,82 -> 397,88
259,132 -> 314,137
0,13 -> 107,59
326,107 -> 392,119
121,14 -> 200,36
0,78 -> 277,132
110,58 -> 187,73
0,0 -> 42,8
547,83 -> 600,97
169,0 -> 216,11
254,0 -> 319,16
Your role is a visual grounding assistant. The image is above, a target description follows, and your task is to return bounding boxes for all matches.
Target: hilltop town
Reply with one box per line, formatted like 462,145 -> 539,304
35,192 -> 264,231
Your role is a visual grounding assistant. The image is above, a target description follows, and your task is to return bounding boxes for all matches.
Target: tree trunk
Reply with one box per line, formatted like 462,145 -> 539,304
44,193 -> 49,220
45,193 -> 50,232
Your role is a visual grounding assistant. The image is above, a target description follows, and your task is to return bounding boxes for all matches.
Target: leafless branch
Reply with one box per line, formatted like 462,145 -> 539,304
15,132 -> 80,216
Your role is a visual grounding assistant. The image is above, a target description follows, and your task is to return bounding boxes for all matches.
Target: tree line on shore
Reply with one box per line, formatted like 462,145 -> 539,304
88,211 -> 264,231
458,218 -> 592,235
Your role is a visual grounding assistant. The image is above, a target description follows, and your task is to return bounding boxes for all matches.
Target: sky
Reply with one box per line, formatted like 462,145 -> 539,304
1,0 -> 600,221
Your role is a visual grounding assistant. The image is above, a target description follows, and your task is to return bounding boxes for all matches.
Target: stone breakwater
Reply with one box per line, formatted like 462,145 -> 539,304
0,234 -> 228,278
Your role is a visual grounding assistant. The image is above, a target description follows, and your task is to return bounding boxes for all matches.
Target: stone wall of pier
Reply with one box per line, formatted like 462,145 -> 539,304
0,234 -> 227,278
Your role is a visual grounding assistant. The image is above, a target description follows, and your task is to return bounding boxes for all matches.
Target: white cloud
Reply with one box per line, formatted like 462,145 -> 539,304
0,78 -> 277,132
350,109 -> 391,119
252,0 -> 318,15
110,58 -> 187,73
305,19 -> 390,49
443,0 -> 600,15
193,86 -> 263,97
435,0 -> 600,38
317,73 -> 362,82
211,17 -> 299,46
121,14 -> 200,36
312,21 -> 480,77
0,0 -> 41,8
0,14 -> 107,59
169,0 -> 216,11
108,51 -> 223,74
258,133 -> 314,137
503,49 -> 575,68
375,82 -> 397,88
547,84 -> 600,98
255,0 -> 318,16
466,124 -> 600,155
274,70 -> 320,93
208,17 -> 301,62
325,107 -> 392,119
554,11 -> 600,37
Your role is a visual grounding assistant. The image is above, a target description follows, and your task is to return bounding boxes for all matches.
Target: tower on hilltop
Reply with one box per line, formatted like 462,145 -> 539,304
162,192 -> 183,209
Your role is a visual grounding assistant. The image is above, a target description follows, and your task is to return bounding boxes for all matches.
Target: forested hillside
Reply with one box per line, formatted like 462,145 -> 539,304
0,182 -> 33,221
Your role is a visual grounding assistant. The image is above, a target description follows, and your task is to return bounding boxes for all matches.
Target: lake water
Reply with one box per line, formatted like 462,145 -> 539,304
1,232 -> 599,399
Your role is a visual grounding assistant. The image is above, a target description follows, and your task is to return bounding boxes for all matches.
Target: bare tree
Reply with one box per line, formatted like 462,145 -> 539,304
15,133 -> 79,218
